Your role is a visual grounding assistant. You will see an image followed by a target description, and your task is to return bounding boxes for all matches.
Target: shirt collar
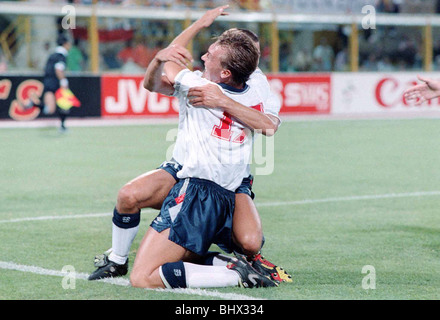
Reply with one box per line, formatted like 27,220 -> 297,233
55,46 -> 68,56
218,83 -> 249,93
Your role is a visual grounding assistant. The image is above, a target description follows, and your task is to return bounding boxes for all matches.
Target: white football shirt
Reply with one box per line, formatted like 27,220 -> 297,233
248,68 -> 281,124
171,69 -> 266,191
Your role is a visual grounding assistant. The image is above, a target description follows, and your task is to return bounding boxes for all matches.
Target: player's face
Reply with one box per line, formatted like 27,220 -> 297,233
201,42 -> 228,83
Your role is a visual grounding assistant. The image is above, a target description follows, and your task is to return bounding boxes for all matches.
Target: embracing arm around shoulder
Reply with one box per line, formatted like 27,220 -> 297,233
223,98 -> 280,136
188,84 -> 280,136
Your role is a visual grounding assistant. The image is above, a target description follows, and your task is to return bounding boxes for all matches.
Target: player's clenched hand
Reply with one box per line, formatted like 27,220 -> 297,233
188,84 -> 226,108
155,44 -> 193,68
404,75 -> 440,105
197,5 -> 230,28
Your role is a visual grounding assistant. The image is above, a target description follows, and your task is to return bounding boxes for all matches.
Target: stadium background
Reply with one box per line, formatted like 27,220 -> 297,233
1,0 -> 440,302
1,0 -> 440,121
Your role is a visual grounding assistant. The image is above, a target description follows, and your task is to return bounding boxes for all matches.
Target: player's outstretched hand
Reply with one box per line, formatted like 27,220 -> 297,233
188,84 -> 225,108
404,75 -> 440,105
197,5 -> 230,28
156,44 -> 193,68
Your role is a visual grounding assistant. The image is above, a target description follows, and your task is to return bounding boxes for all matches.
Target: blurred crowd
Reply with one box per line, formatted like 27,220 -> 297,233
2,0 -> 440,73
47,0 -> 260,10
50,0 -> 438,13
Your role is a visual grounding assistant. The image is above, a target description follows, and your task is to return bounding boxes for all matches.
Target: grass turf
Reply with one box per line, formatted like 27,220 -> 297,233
1,118 -> 440,300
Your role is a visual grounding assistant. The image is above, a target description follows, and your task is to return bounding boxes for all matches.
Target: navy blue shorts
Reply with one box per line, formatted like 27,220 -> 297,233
158,160 -> 254,199
43,77 -> 60,94
235,175 -> 255,200
150,177 -> 235,256
157,159 -> 182,182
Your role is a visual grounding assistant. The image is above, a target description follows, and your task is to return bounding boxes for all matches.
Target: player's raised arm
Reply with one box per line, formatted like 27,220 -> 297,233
144,5 -> 229,94
143,44 -> 193,95
164,5 -> 229,83
170,5 -> 229,48
404,75 -> 440,105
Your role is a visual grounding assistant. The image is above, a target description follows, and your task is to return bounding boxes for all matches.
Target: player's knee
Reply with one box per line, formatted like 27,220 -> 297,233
130,271 -> 155,289
130,273 -> 146,288
237,232 -> 263,256
117,185 -> 139,211
129,272 -> 145,288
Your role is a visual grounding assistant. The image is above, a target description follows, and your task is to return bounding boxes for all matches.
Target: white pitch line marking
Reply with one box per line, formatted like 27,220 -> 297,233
1,191 -> 440,224
0,261 -> 260,300
0,212 -> 112,224
255,190 -> 440,207
0,209 -> 155,224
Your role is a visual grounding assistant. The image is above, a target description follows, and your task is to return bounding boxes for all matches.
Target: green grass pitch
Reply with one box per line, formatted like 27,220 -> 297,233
1,118 -> 440,300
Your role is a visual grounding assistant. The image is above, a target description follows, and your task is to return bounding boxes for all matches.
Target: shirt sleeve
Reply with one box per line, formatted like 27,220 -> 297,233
173,69 -> 210,97
54,61 -> 66,71
248,69 -> 282,125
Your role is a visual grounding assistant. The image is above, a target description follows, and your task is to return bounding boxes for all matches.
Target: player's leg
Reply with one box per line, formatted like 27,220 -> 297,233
88,167 -> 177,280
43,91 -> 57,115
130,227 -> 191,288
131,227 -> 237,289
197,197 -> 292,283
22,78 -> 57,115
130,227 -> 273,289
57,107 -> 69,132
116,168 -> 176,213
129,177 -> 240,289
204,175 -> 292,283
233,192 -> 263,256
233,193 -> 292,283
111,167 -> 176,260
197,193 -> 261,265
230,175 -> 263,255
109,168 -> 176,263
197,182 -> 262,265
130,177 -> 276,289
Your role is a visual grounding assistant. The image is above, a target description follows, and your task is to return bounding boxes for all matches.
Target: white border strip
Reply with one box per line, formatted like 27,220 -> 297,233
0,261 -> 260,300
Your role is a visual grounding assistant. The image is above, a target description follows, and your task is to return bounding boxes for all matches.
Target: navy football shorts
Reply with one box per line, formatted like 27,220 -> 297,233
150,177 -> 235,256
158,159 -> 255,199
157,159 -> 182,182
235,175 -> 255,200
43,77 -> 60,94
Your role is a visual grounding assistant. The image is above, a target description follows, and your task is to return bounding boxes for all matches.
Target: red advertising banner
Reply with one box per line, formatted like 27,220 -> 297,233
267,74 -> 332,114
101,74 -> 332,118
101,75 -> 178,118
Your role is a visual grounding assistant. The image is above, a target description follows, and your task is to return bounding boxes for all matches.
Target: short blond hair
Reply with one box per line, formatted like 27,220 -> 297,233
216,31 -> 259,86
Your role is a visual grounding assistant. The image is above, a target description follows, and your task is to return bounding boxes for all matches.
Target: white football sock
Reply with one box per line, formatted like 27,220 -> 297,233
108,223 -> 139,265
211,253 -> 233,266
183,263 -> 239,288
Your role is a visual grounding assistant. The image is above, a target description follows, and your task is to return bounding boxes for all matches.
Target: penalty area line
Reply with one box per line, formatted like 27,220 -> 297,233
0,260 -> 261,300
